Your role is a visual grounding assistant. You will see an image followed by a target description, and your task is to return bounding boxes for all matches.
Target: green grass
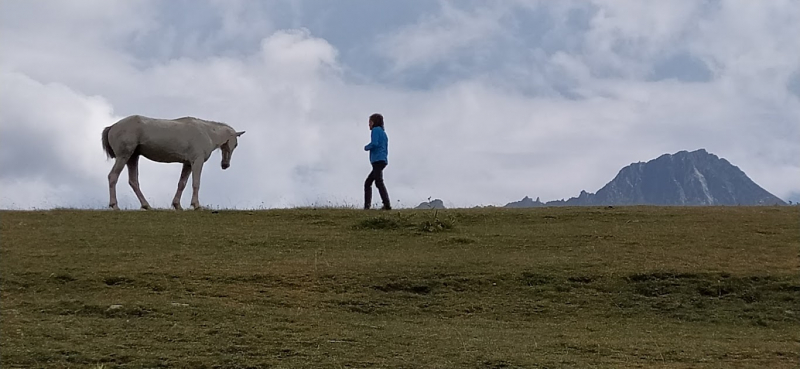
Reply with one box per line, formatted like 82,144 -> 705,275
1,206 -> 798,368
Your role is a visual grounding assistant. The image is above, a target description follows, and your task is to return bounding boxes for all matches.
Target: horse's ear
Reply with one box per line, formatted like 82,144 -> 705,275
236,131 -> 245,137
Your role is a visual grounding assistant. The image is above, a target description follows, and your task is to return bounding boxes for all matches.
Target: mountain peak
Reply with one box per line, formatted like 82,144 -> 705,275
505,149 -> 785,207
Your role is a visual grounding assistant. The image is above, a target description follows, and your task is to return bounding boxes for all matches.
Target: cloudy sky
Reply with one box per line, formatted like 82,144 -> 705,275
1,0 -> 798,209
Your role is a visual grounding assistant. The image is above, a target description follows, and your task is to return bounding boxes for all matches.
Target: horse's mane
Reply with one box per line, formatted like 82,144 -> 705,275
175,116 -> 233,129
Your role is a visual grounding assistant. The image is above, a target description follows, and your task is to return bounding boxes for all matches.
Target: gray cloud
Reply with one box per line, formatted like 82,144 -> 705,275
788,71 -> 800,99
650,52 -> 713,82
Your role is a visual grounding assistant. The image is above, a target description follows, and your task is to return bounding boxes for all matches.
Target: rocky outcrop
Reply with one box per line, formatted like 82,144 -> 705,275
416,199 -> 446,209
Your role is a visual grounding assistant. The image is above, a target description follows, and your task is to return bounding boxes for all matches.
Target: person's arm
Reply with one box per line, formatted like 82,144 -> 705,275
364,129 -> 378,151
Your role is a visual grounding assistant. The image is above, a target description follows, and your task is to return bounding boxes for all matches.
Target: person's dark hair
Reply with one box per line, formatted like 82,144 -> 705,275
369,113 -> 384,128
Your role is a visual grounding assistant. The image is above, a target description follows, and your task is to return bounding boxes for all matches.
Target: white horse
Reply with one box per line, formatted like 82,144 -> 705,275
101,115 -> 245,210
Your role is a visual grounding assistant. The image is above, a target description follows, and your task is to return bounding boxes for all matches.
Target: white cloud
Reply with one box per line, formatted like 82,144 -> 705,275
0,71 -> 126,208
0,72 -> 116,175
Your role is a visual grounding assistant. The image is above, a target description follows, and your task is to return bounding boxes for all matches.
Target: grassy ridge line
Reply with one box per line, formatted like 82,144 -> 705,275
1,207 -> 799,368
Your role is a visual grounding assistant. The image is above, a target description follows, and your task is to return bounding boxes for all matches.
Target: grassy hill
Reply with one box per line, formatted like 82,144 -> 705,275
1,207 -> 798,368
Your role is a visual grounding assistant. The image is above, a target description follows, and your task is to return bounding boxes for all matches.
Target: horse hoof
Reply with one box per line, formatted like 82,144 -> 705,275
109,204 -> 120,210
172,205 -> 183,211
141,205 -> 151,210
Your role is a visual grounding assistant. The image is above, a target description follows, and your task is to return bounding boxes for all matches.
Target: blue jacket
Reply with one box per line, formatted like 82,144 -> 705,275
364,126 -> 388,164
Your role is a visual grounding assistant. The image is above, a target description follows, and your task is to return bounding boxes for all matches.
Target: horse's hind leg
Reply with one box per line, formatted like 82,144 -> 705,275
127,155 -> 151,210
107,156 -> 128,210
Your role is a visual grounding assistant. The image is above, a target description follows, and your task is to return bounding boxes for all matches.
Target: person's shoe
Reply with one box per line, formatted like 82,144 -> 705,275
381,205 -> 392,210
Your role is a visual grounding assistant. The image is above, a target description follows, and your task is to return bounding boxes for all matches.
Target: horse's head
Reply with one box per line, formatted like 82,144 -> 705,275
220,130 -> 245,170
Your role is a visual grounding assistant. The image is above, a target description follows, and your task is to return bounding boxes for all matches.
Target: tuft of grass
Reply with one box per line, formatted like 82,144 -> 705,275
373,281 -> 432,294
442,236 -> 477,244
416,209 -> 456,233
50,273 -> 77,283
102,276 -> 134,286
357,215 -> 402,230
357,210 -> 457,233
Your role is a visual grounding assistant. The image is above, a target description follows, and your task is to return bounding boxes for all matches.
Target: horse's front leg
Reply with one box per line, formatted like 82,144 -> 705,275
172,163 -> 191,210
190,160 -> 205,210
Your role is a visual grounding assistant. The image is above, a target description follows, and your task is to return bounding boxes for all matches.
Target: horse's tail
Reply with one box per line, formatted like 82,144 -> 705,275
102,126 -> 115,159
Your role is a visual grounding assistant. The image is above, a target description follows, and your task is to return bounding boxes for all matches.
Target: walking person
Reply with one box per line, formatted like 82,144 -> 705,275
364,113 -> 391,210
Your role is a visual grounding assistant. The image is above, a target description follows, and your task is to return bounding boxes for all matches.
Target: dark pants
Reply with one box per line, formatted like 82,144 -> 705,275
365,160 -> 390,209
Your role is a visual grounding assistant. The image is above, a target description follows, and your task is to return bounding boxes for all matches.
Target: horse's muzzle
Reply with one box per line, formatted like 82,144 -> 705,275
221,162 -> 230,170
